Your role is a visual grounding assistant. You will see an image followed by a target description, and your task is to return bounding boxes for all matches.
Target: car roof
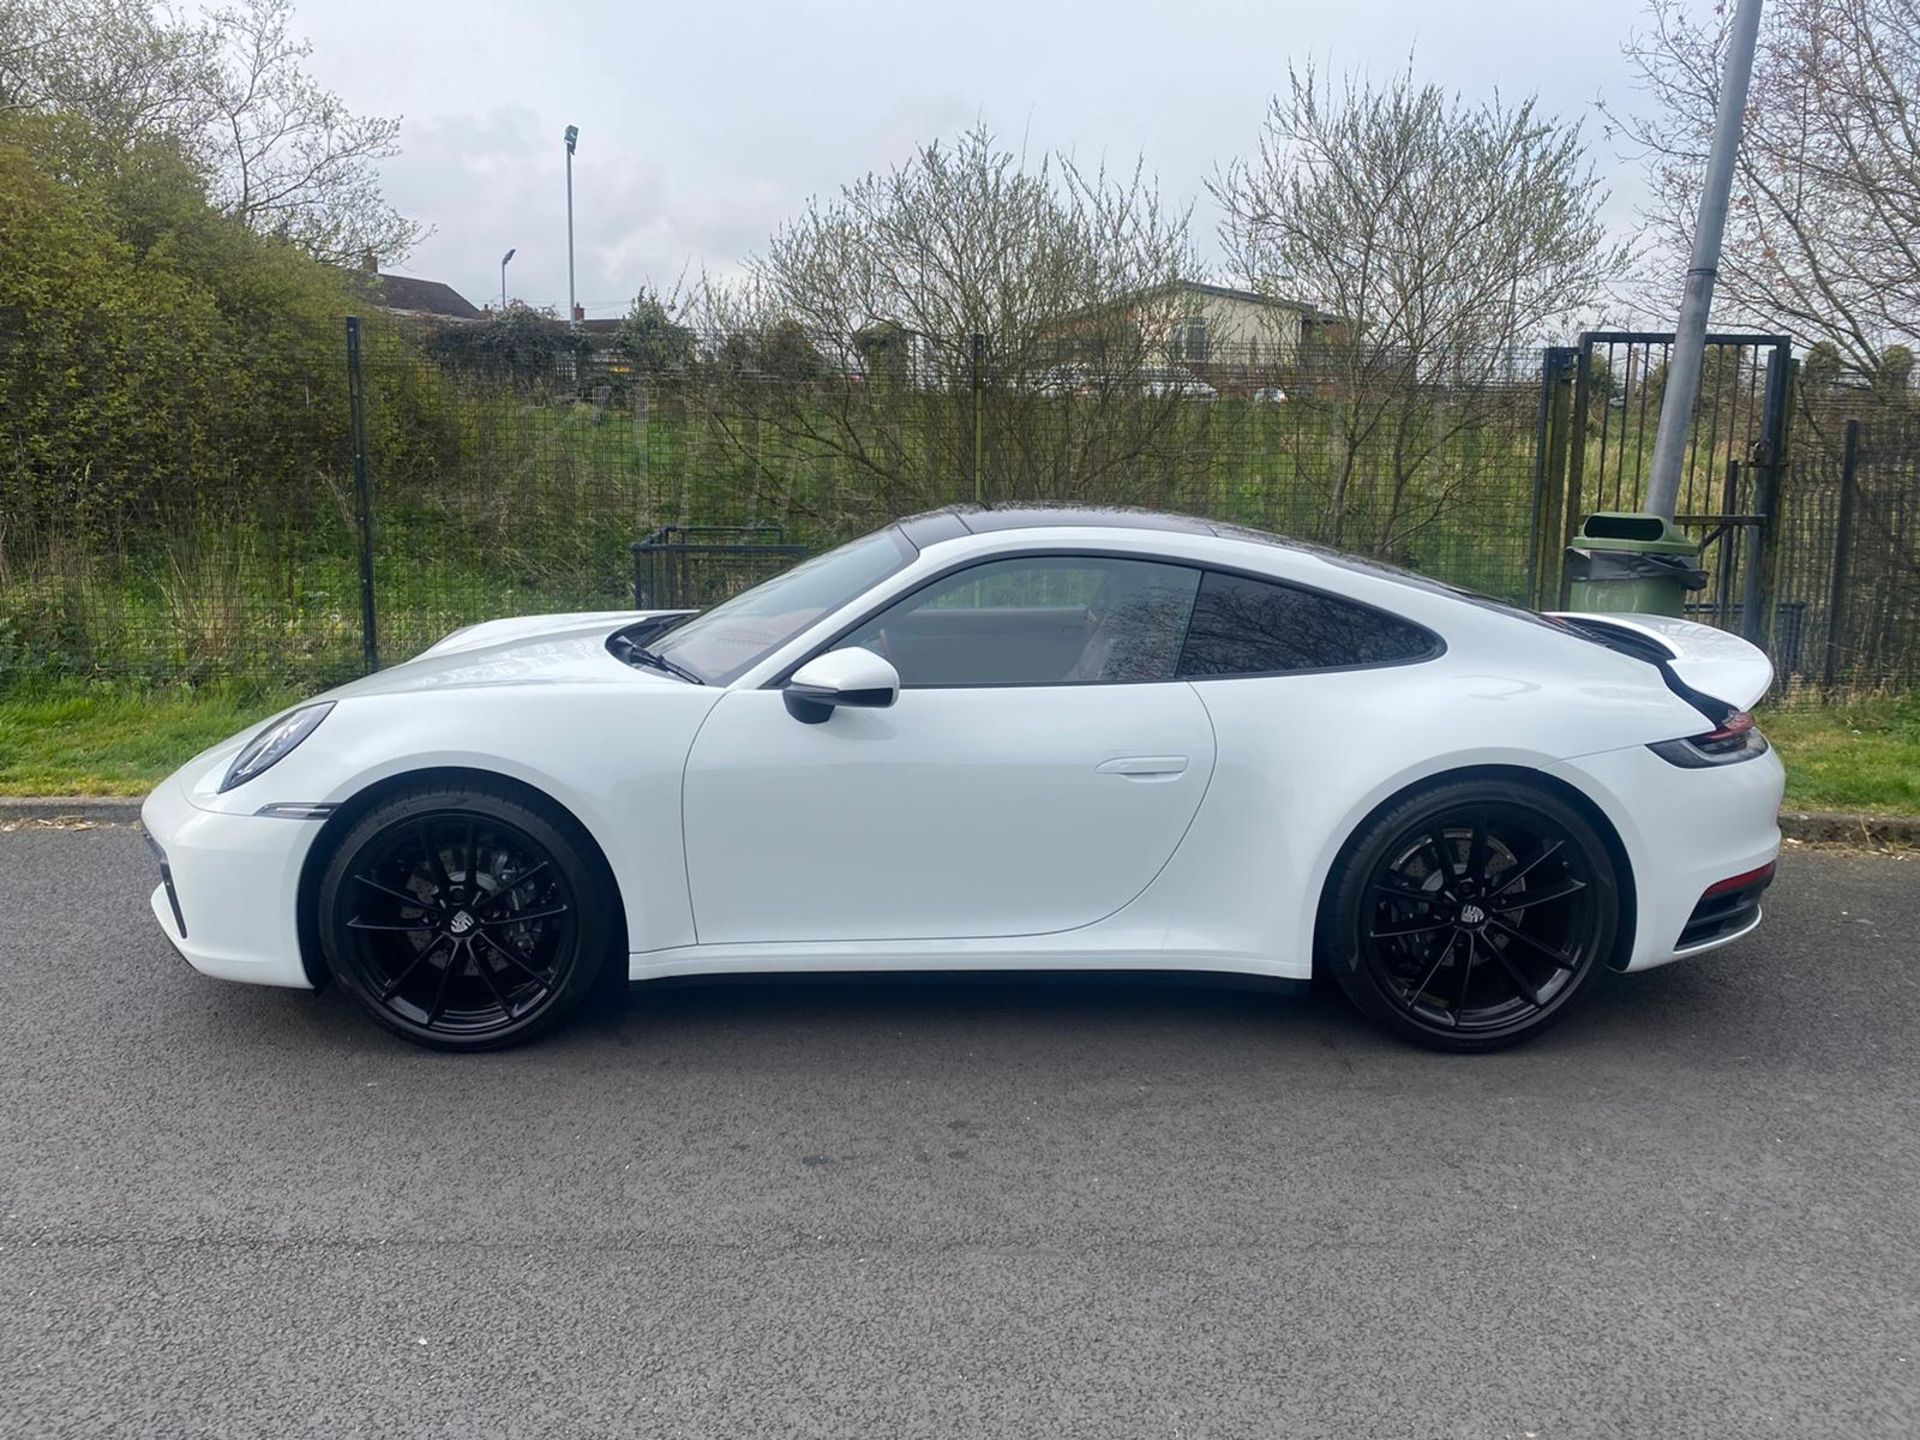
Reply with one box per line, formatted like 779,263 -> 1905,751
897,504 -> 1289,550
893,503 -> 1565,636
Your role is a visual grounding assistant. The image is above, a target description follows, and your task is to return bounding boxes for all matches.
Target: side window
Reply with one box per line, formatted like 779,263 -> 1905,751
1177,570 -> 1434,677
843,556 -> 1201,688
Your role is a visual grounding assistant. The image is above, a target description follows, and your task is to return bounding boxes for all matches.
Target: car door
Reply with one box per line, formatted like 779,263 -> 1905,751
681,553 -> 1218,945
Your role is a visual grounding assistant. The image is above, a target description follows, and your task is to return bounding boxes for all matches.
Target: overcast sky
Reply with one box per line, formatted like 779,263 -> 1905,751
290,0 -> 1664,320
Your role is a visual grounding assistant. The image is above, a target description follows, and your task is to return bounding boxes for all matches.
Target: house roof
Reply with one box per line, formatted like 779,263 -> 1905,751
1164,280 -> 1325,315
1051,279 -> 1336,330
356,272 -> 483,320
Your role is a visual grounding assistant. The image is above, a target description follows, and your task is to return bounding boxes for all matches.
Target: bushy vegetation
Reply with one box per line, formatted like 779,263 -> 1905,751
0,103 -> 468,689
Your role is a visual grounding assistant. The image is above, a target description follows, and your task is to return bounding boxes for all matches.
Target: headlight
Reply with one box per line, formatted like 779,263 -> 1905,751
219,703 -> 335,792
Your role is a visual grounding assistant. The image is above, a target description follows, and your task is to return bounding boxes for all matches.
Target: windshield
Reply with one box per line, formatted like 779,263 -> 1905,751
643,527 -> 915,685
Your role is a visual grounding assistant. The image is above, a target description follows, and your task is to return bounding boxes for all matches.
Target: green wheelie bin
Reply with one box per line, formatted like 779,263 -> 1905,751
1563,512 -> 1708,617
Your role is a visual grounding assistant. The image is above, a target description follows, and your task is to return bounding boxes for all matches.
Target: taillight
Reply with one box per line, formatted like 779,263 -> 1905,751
1701,710 -> 1754,743
1692,709 -> 1760,756
1648,710 -> 1770,768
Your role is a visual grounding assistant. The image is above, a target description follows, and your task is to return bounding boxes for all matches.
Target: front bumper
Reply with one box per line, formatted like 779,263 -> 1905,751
140,768 -> 322,989
1550,740 -> 1785,971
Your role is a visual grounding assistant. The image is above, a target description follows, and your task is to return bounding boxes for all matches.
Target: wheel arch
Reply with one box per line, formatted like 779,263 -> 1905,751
294,765 -> 630,990
1309,763 -> 1638,977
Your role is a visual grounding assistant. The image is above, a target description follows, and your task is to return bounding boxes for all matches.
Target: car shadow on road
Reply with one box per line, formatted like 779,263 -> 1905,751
557,960 -> 1736,1071
186,946 -> 1741,1074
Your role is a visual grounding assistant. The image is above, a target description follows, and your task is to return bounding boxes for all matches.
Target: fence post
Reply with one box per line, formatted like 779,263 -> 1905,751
1740,347 -> 1795,656
1821,418 -> 1862,692
970,333 -> 986,506
1528,347 -> 1575,608
345,316 -> 379,673
1558,341 -> 1595,606
1715,459 -> 1741,630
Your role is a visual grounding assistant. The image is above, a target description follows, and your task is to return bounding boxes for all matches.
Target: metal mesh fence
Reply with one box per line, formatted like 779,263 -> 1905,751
1,308 -> 1914,698
1780,403 -> 1920,693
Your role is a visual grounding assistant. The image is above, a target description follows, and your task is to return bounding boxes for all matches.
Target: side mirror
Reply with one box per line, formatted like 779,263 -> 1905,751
784,647 -> 901,724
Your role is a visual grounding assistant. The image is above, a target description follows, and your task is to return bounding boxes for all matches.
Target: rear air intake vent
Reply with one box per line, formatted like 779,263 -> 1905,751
1554,616 -> 1675,668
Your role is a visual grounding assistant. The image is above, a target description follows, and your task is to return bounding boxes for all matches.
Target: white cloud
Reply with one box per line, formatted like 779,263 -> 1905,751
291,0 -> 1663,320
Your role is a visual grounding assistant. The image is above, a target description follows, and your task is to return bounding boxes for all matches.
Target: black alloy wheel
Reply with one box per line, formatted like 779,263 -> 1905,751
1323,778 -> 1620,1052
318,782 -> 610,1050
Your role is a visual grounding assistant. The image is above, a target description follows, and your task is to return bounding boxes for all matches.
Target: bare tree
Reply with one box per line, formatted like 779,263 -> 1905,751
0,1 -> 208,136
689,124 -> 1202,521
1612,0 -> 1920,387
198,0 -> 419,264
0,0 -> 420,266
1213,64 -> 1625,553
728,123 -> 1193,370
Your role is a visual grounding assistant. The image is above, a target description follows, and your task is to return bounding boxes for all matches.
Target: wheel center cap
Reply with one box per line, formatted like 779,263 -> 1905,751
1457,903 -> 1487,927
448,910 -> 476,936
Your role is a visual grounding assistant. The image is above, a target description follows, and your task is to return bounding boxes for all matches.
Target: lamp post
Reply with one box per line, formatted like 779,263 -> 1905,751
1643,0 -> 1765,519
499,247 -> 515,311
563,124 -> 579,327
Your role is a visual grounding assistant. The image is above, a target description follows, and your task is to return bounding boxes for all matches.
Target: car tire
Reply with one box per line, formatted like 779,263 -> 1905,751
1320,776 -> 1620,1054
317,780 -> 613,1052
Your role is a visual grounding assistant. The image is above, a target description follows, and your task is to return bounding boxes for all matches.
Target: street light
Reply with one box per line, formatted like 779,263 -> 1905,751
563,124 -> 579,327
499,247 -> 516,311
1644,0 -> 1764,519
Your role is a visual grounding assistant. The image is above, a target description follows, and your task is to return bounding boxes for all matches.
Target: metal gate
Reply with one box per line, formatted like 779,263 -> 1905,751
1529,331 -> 1797,663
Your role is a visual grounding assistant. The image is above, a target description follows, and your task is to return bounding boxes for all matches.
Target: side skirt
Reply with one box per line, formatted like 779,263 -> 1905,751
623,966 -> 1312,997
628,942 -> 1305,986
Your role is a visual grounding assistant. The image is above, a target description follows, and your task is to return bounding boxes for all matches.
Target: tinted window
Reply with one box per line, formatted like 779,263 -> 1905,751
1177,571 -> 1434,677
844,556 -> 1201,687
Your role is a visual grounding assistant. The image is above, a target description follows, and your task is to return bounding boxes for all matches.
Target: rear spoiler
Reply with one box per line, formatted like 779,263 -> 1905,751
1547,612 -> 1774,717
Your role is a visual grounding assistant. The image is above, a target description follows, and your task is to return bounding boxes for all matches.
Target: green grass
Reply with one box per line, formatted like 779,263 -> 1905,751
1758,696 -> 1920,815
1,683 -> 1915,811
0,686 -> 299,796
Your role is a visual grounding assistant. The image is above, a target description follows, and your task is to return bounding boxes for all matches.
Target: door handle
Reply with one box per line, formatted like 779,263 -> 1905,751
1096,755 -> 1189,778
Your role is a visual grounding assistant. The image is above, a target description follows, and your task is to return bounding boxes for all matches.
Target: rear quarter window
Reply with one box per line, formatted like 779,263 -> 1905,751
1177,570 -> 1437,677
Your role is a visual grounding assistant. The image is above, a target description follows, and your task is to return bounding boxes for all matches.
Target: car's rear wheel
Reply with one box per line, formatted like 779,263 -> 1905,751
1322,777 -> 1620,1053
317,782 -> 611,1051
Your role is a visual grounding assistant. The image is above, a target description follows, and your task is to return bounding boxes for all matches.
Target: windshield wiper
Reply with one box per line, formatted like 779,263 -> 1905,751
627,646 -> 704,684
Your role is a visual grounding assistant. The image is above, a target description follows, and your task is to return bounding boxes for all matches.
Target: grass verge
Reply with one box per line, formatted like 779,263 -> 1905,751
0,686 -> 1915,813
0,686 -> 299,796
1760,696 -> 1920,816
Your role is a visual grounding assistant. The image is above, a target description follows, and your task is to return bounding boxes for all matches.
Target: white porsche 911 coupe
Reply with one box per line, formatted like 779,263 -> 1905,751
142,506 -> 1783,1053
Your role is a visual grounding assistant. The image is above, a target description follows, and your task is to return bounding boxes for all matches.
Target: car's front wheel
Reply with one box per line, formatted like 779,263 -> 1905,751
1322,777 -> 1621,1053
317,781 -> 612,1051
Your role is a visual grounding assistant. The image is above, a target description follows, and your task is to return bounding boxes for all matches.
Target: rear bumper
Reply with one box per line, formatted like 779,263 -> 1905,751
140,769 -> 319,989
1550,741 -> 1784,971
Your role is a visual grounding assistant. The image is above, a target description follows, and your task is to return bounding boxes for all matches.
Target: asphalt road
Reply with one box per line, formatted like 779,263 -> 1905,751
1,827 -> 1915,1439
